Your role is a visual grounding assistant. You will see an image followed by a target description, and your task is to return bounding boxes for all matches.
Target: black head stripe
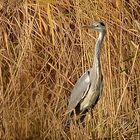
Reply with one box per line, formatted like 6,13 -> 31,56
100,22 -> 105,26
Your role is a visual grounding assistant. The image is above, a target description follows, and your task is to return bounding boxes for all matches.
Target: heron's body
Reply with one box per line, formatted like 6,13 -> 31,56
67,22 -> 106,120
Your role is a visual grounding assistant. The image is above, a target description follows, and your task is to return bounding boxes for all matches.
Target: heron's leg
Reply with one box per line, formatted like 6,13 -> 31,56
88,108 -> 93,120
86,108 -> 94,136
84,108 -> 91,126
89,108 -> 93,118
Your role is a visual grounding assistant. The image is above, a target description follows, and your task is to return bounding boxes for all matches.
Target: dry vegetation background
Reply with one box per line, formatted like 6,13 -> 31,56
0,0 -> 140,139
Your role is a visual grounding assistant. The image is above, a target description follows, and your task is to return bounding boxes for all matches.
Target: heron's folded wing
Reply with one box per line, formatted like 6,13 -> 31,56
67,70 -> 91,113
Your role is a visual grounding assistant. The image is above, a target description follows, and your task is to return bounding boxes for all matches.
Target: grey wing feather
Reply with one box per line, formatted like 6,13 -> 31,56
67,70 -> 91,113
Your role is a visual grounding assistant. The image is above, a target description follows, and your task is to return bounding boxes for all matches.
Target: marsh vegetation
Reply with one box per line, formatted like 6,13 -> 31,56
0,0 -> 140,139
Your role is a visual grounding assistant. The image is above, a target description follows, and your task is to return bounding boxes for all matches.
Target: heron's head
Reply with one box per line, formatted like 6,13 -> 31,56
82,21 -> 106,32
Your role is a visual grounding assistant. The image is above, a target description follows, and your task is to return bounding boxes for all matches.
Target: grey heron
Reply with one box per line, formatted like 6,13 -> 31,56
67,21 -> 106,123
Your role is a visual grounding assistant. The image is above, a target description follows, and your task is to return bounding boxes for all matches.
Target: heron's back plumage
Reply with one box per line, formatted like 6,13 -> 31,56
67,70 -> 91,113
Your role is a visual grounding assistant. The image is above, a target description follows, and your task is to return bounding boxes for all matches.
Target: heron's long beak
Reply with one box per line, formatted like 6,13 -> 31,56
82,25 -> 93,29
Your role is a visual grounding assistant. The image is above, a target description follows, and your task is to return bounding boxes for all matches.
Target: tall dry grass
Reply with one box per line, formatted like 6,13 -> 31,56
0,0 -> 140,139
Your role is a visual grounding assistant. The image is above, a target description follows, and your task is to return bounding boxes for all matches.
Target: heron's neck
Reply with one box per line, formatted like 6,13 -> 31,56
93,31 -> 105,67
